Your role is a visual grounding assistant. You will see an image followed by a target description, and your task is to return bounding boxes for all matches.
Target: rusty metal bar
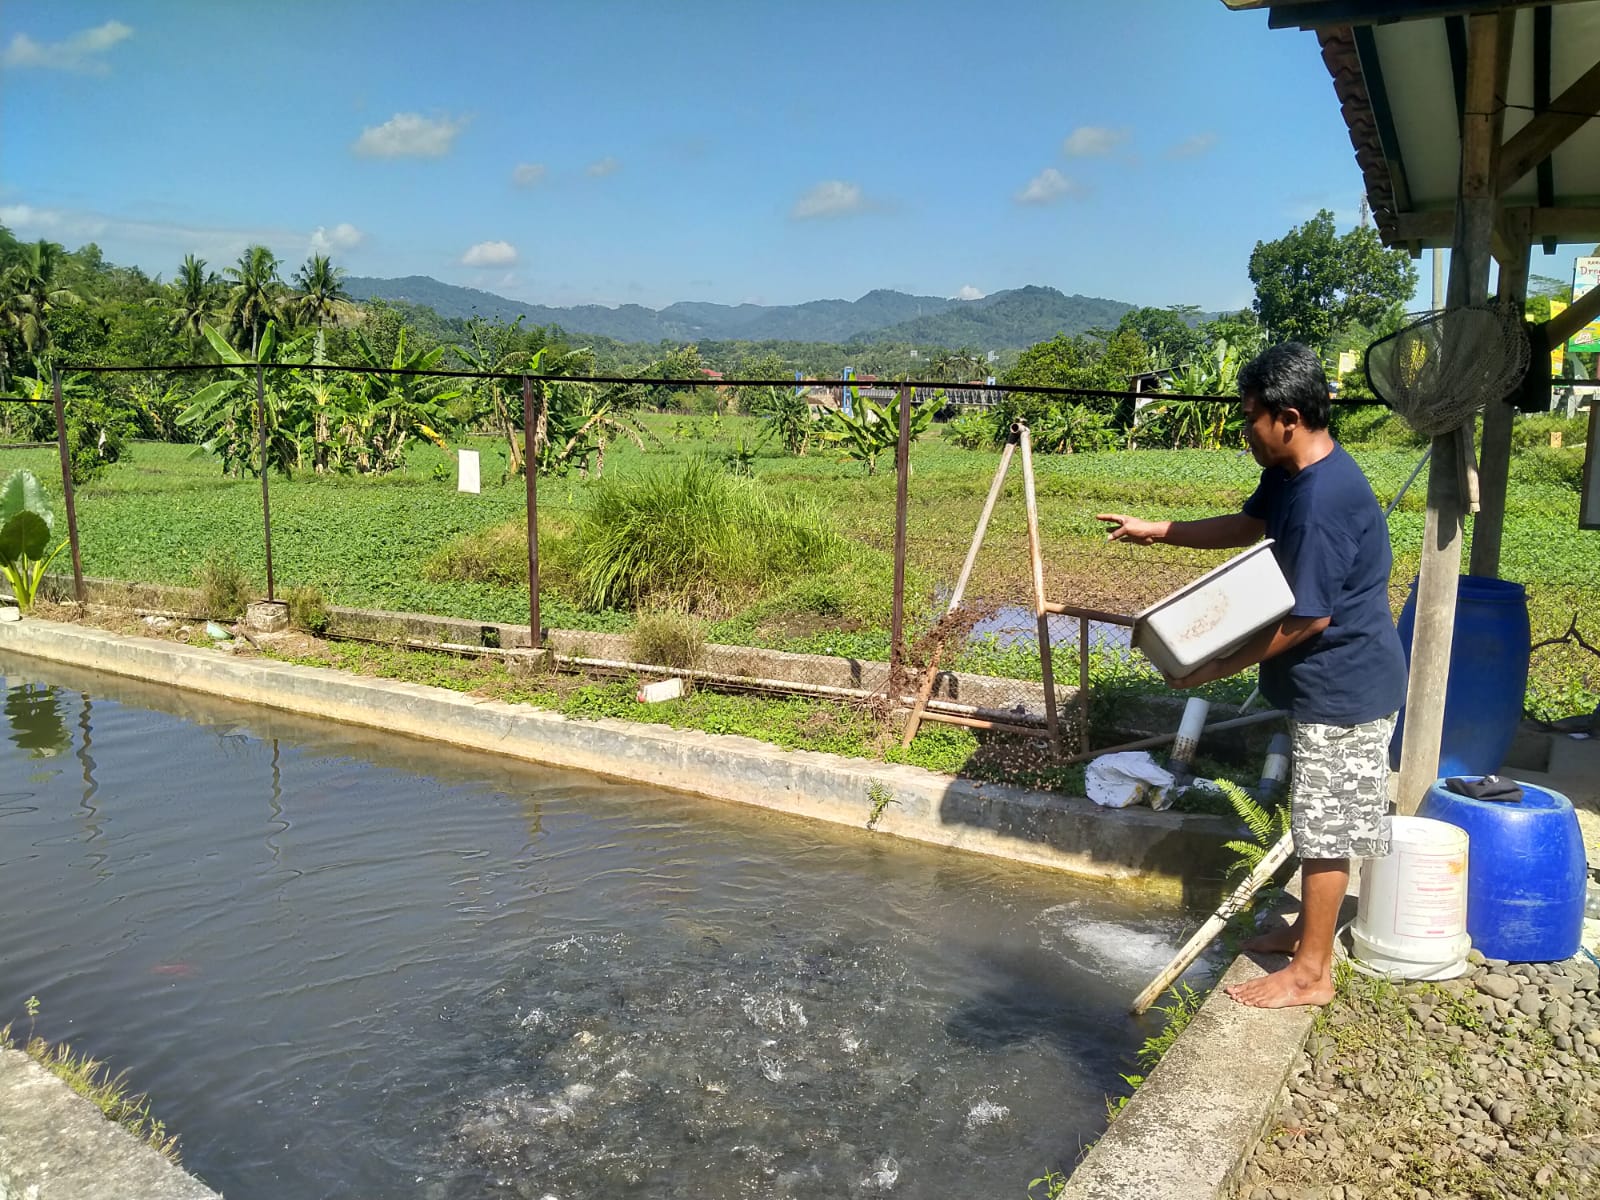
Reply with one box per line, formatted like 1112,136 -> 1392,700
1056,708 -> 1290,767
49,366 -> 85,604
1018,422 -> 1061,756
522,375 -> 542,649
254,364 -> 276,601
889,381 -> 912,678
1078,614 -> 1091,755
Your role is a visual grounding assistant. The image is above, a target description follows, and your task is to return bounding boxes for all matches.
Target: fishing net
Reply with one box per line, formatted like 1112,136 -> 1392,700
1364,304 -> 1530,437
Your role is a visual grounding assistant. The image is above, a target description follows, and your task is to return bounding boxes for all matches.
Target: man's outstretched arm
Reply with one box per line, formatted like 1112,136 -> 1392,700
1096,512 -> 1265,549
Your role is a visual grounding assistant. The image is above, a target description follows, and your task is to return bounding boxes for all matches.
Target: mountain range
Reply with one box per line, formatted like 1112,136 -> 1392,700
343,276 -> 1142,349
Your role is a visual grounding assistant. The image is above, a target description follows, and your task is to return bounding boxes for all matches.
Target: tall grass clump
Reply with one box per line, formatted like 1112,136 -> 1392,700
574,459 -> 846,613
196,553 -> 251,620
630,609 -> 707,668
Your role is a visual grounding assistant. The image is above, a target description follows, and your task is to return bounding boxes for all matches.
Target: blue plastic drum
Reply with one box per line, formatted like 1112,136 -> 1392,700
1417,778 -> 1587,962
1390,575 -> 1530,776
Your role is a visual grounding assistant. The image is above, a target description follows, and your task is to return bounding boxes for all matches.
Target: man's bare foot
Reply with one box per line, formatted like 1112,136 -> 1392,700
1225,962 -> 1335,1009
1242,922 -> 1301,955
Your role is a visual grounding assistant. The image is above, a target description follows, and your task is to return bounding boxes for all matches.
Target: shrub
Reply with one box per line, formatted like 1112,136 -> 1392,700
573,458 -> 846,613
1516,444 -> 1584,491
195,554 -> 251,620
285,585 -> 331,635
943,409 -> 1001,450
1510,412 -> 1588,454
629,609 -> 706,668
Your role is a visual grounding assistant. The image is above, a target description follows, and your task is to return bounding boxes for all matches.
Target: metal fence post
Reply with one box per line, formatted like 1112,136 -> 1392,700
889,382 -> 912,679
255,363 -> 276,601
49,365 -> 86,604
522,375 -> 542,649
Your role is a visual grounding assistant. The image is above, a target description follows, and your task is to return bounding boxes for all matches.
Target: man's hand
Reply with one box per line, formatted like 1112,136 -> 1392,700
1096,513 -> 1166,544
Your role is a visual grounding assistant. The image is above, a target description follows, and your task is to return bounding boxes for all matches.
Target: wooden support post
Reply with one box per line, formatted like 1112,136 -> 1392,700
49,366 -> 85,605
1018,423 -> 1061,755
1471,207 -> 1531,578
1396,11 -> 1506,816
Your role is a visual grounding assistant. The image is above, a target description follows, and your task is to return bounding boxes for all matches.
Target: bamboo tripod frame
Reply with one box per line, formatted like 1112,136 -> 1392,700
900,422 -> 1079,755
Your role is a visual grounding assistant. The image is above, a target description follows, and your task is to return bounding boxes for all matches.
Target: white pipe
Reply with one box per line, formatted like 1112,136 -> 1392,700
1255,731 -> 1292,800
1170,697 -> 1210,770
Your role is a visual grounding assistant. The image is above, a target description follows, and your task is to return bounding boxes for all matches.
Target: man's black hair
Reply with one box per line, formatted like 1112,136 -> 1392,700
1237,342 -> 1330,430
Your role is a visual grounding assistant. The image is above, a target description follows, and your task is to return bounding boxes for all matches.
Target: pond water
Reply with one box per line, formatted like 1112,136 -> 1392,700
0,654 -> 1206,1199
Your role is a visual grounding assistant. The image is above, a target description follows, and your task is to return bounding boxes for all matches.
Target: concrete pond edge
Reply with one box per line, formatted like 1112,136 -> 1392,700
0,1049 -> 221,1200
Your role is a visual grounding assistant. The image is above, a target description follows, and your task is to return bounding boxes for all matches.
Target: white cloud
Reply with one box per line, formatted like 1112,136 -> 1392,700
1062,126 -> 1129,157
1,20 -> 132,73
586,156 -> 621,178
1014,168 -> 1082,206
352,112 -> 467,159
512,162 -> 547,187
955,285 -> 985,301
790,180 -> 869,220
461,240 -> 518,267
1166,132 -> 1218,159
309,223 -> 364,253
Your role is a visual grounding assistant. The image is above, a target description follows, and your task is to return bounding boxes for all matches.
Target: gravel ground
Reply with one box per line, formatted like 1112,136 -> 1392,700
1236,950 -> 1600,1200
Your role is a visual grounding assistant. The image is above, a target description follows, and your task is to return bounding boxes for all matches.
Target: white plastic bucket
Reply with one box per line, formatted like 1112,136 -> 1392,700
1351,815 -> 1471,980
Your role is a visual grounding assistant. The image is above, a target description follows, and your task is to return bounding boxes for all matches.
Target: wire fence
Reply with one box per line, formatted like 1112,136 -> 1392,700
2,361 -> 1381,770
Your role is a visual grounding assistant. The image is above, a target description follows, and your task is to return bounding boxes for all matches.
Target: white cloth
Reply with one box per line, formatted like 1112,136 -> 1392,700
1086,751 -> 1175,809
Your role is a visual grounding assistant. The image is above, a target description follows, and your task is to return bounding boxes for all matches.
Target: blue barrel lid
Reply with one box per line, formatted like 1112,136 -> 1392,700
1434,777 -> 1572,812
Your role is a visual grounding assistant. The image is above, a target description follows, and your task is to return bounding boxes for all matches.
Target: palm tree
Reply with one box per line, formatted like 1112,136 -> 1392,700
1,239 -> 82,356
221,245 -> 283,357
157,254 -> 218,345
290,254 -> 355,331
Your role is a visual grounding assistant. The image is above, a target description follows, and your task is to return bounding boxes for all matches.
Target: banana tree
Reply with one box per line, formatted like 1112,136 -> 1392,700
344,328 -> 464,473
526,346 -> 646,478
819,391 -> 932,475
179,322 -> 311,476
0,469 -> 66,612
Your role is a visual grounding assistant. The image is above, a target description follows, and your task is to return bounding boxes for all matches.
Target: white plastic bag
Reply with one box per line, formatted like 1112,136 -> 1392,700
1086,751 -> 1175,810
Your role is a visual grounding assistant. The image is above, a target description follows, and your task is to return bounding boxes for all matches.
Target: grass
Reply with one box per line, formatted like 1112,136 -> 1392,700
2,998 -> 181,1164
4,408 -> 1597,720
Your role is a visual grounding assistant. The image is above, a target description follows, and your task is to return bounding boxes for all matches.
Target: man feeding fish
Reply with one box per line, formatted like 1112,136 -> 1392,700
1097,342 -> 1407,1009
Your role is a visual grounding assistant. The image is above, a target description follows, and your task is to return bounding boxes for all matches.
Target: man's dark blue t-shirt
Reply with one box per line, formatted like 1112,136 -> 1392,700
1241,443 -> 1407,725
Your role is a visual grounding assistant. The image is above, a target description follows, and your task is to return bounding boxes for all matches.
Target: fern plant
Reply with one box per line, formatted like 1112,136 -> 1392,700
1215,777 -> 1290,882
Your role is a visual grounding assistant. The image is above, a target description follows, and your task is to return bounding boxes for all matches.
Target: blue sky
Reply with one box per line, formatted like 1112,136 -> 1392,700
1,1 -> 1585,313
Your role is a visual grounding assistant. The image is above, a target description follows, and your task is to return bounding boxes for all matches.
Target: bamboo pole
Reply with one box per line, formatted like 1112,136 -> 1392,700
1130,832 -> 1295,1015
1471,207 -> 1531,578
1018,422 -> 1061,755
901,437 -> 1016,747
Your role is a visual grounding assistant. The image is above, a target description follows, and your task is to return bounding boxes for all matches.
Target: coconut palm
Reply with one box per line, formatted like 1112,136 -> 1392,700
157,254 -> 219,345
1,240 -> 82,356
221,245 -> 284,357
290,254 -> 355,331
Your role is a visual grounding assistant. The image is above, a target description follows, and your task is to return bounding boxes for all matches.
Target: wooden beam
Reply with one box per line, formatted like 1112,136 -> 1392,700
1393,206 -> 1600,244
1471,206 -> 1532,578
1498,57 -> 1600,193
1353,25 -> 1415,212
1267,1 -> 1587,30
1546,282 -> 1600,345
1534,4 -> 1557,254
1396,10 -> 1507,818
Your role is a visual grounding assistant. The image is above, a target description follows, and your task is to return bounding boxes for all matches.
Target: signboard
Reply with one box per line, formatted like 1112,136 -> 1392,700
1570,257 -> 1600,353
1337,349 -> 1358,379
1550,299 -> 1567,374
457,448 -> 480,494
841,367 -> 855,417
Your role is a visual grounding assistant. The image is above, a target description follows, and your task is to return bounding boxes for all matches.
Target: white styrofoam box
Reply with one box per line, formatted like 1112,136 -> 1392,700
1131,540 -> 1295,678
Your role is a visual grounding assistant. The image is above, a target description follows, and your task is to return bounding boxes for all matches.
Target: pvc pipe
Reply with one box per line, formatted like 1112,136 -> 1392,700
1170,697 -> 1211,771
1255,732 -> 1292,802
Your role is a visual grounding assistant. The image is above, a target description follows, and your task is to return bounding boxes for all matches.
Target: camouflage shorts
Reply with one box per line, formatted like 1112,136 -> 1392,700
1289,715 -> 1396,861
